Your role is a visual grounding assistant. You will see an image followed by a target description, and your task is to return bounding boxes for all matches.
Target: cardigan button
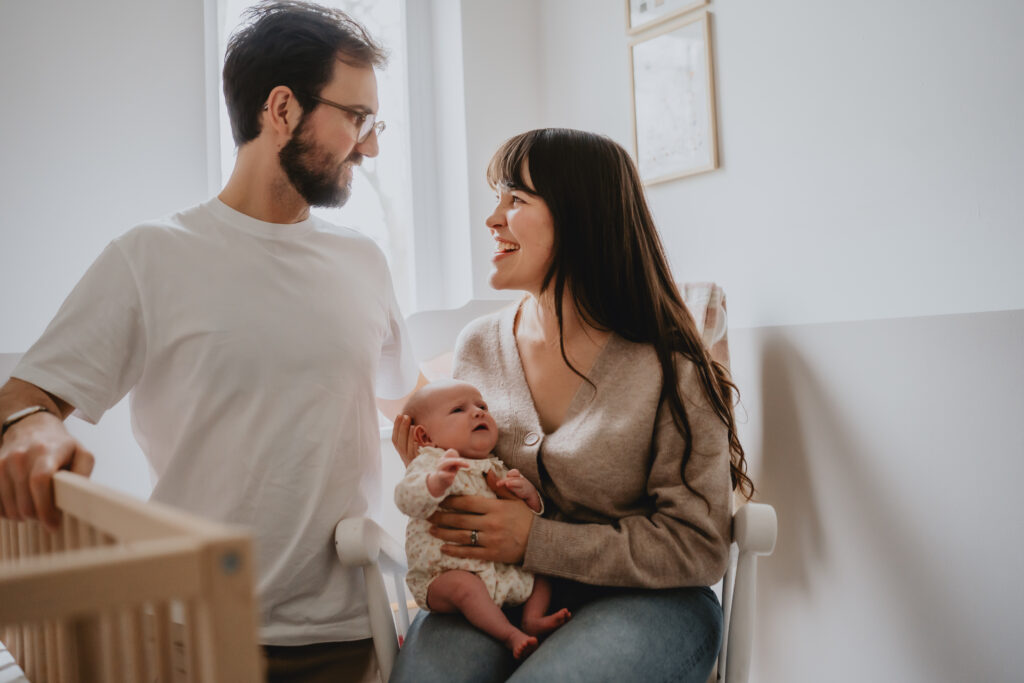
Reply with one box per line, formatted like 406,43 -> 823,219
524,431 -> 540,446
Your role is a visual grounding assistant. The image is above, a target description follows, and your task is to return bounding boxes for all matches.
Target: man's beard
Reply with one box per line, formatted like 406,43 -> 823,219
278,115 -> 358,208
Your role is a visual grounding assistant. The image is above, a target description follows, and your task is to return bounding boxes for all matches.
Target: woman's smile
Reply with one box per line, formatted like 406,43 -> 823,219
492,237 -> 521,261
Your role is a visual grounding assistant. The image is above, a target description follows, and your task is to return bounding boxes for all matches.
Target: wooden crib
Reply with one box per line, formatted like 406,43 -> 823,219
0,471 -> 261,682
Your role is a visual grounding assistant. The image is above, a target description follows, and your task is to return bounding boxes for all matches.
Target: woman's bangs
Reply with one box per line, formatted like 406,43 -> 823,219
486,134 -> 532,191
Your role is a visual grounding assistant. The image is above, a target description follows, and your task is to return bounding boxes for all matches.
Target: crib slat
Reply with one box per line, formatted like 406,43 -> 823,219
83,522 -> 99,549
55,620 -> 78,683
153,602 -> 174,683
183,600 -> 201,683
0,519 -> 10,560
17,523 -> 29,561
77,519 -> 92,549
64,515 -> 80,550
8,518 -> 15,551
42,620 -> 59,683
23,528 -> 43,681
71,615 -> 105,682
31,622 -> 45,682
28,522 -> 42,558
10,625 -> 24,676
40,526 -> 53,555
122,606 -> 147,683
15,624 -> 27,680
99,610 -> 122,682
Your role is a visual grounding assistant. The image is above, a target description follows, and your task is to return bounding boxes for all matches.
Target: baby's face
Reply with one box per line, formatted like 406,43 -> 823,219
417,384 -> 498,459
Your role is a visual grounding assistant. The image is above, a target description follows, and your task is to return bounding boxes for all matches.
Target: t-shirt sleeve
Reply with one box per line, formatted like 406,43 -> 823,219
374,262 -> 419,400
11,241 -> 146,424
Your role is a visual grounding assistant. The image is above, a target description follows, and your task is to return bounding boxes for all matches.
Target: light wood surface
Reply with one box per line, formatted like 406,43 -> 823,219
0,471 -> 262,682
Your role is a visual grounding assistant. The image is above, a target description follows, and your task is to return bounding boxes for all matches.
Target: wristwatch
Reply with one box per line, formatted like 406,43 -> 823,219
1,405 -> 53,439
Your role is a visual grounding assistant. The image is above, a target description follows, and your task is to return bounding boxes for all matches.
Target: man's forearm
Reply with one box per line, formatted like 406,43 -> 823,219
0,378 -> 74,424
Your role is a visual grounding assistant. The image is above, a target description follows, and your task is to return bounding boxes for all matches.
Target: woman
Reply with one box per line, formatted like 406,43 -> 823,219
390,128 -> 754,682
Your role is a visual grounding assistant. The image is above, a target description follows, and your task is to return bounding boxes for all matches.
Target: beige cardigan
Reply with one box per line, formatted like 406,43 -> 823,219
452,304 -> 733,589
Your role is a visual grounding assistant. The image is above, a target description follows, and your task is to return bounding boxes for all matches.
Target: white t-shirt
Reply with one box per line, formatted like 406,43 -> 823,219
13,198 -> 419,645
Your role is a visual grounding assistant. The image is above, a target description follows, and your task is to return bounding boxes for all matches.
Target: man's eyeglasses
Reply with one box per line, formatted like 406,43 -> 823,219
308,95 -> 385,143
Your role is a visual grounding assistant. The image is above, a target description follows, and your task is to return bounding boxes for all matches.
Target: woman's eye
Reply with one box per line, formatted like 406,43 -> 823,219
510,195 -> 523,204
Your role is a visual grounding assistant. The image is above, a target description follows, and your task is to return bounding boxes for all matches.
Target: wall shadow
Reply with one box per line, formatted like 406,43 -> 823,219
753,325 -> 1008,682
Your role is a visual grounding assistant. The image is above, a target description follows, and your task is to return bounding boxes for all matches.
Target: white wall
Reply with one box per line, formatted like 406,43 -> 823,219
0,1 -> 211,499
530,0 -> 1024,329
0,0 -> 211,353
728,311 -> 1024,682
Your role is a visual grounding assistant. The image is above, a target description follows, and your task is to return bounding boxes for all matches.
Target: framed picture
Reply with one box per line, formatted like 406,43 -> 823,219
629,12 -> 718,184
626,0 -> 708,35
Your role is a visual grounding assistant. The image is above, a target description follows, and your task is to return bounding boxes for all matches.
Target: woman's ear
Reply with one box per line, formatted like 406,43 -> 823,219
412,424 -> 433,447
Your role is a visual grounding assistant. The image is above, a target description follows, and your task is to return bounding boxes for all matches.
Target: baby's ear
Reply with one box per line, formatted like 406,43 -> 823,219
412,424 -> 433,447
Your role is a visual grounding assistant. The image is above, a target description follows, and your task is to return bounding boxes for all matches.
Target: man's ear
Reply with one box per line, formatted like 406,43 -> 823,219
263,85 -> 304,142
412,424 -> 433,448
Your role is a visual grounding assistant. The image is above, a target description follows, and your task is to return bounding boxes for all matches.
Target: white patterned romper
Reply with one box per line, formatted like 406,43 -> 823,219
394,446 -> 536,610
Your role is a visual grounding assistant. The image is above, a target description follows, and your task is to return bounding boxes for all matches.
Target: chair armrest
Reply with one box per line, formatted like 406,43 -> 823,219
334,517 -> 409,681
732,502 -> 777,556
720,502 -> 777,683
334,517 -> 407,575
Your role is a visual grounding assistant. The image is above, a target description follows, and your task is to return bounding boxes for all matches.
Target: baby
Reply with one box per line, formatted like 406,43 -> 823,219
394,379 -> 571,659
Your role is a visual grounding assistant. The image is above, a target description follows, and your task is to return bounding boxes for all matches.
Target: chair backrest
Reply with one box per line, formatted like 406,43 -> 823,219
404,298 -> 513,378
0,472 -> 262,682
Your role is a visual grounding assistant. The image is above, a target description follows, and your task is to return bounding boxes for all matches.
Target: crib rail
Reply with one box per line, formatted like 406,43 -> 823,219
0,471 -> 261,682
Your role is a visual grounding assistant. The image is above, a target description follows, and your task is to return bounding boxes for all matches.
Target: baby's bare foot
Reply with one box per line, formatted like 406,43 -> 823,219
522,607 -> 572,636
507,632 -> 539,660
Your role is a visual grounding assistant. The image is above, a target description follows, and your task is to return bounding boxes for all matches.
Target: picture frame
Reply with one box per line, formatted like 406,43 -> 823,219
625,0 -> 708,35
629,12 -> 718,184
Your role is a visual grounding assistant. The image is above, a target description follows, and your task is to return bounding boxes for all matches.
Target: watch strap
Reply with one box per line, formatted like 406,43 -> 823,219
1,405 -> 53,438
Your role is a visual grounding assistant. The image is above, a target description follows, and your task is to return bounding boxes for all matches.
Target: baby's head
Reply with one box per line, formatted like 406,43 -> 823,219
402,379 -> 498,459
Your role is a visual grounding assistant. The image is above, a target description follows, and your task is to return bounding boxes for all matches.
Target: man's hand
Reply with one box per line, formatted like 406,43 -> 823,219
0,411 -> 93,530
494,469 -> 543,513
426,449 -> 469,497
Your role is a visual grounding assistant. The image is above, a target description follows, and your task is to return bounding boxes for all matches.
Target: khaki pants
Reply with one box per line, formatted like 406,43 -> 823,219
263,639 -> 378,683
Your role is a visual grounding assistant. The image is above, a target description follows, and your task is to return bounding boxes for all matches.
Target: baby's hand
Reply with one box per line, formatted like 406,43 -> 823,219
427,450 -> 470,497
496,469 -> 543,513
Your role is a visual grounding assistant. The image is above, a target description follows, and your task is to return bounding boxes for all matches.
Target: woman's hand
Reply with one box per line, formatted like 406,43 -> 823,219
391,414 -> 417,466
428,489 -> 535,565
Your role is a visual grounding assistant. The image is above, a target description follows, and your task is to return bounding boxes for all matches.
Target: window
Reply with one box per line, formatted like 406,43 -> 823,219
214,0 -> 416,313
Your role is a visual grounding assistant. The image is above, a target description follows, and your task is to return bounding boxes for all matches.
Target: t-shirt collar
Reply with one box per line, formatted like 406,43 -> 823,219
205,197 -> 318,240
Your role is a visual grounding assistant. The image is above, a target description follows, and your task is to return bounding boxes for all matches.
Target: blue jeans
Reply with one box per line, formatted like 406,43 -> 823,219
389,581 -> 722,683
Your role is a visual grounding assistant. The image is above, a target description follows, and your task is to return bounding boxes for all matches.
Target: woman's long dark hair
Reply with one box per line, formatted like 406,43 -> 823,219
487,128 -> 754,501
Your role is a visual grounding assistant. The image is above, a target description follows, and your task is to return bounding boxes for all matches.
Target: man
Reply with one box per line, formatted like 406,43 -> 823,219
0,3 -> 424,680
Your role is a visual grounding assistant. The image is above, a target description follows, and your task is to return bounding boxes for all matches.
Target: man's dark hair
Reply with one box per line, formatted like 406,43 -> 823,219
223,1 -> 387,146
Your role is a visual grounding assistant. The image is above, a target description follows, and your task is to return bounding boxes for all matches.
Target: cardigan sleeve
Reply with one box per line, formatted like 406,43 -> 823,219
523,360 -> 734,588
